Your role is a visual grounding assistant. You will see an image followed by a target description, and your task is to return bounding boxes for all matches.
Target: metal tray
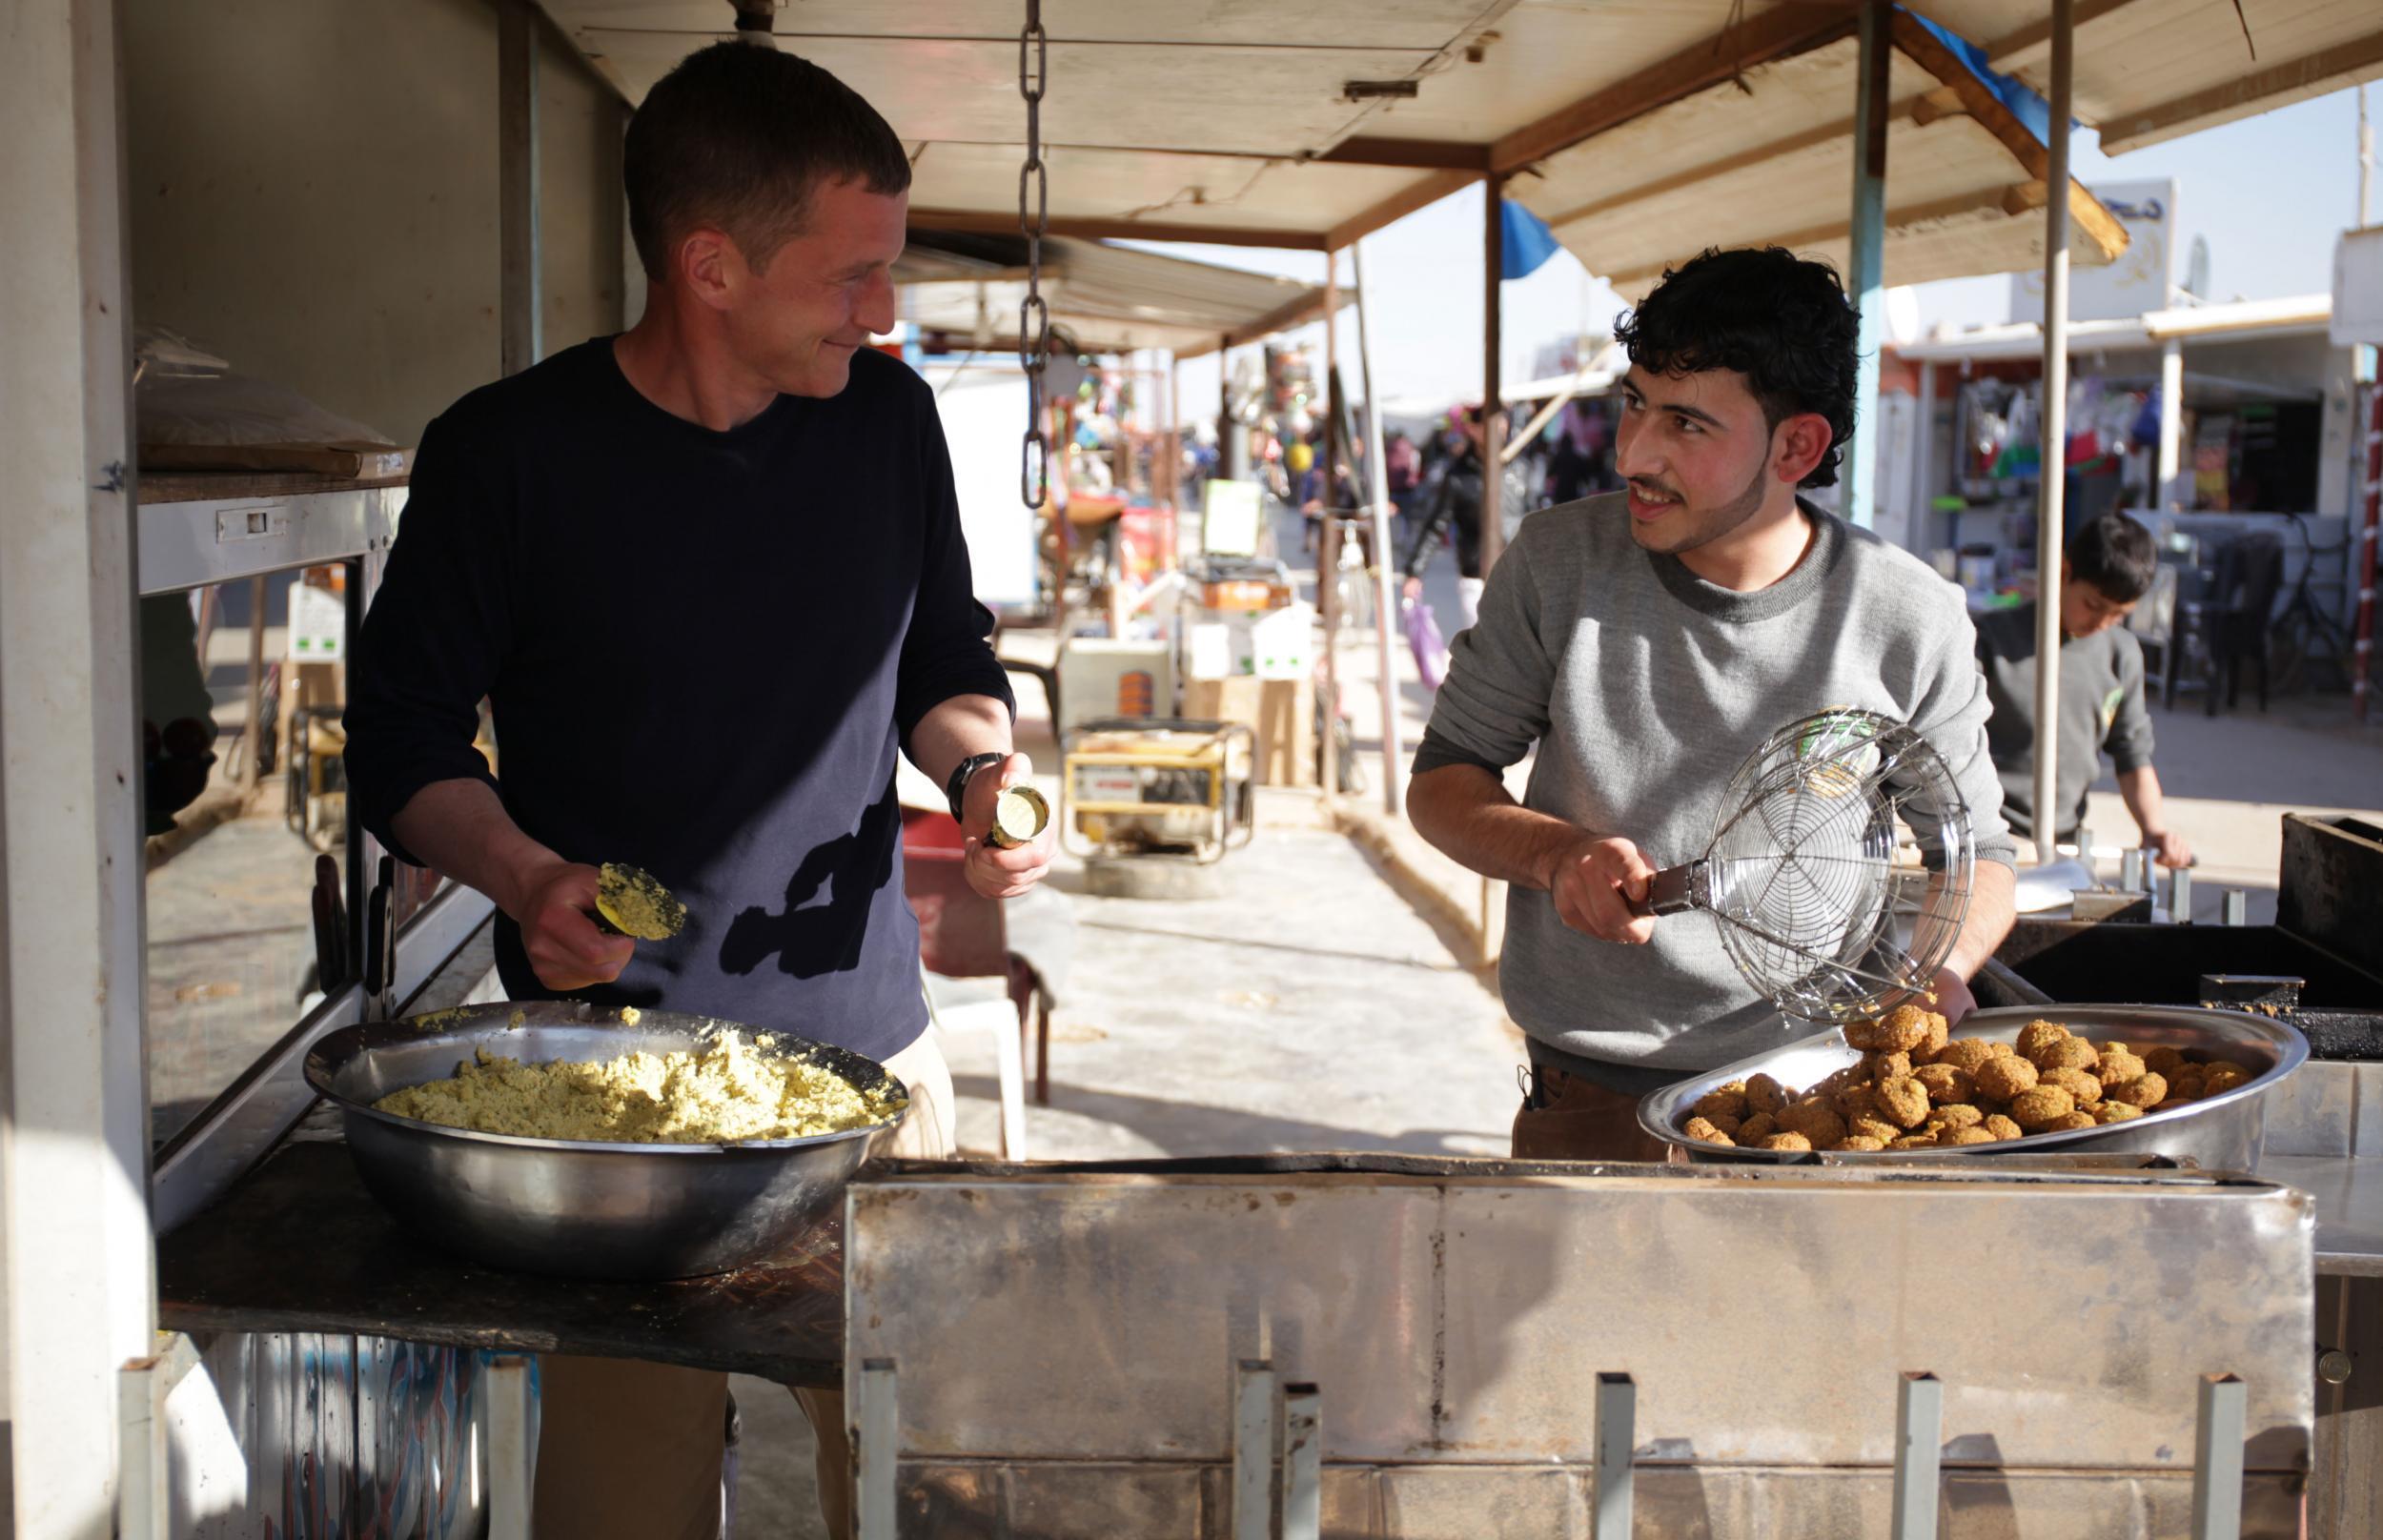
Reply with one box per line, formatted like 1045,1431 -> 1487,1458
304,1000 -> 907,1280
1638,1003 -> 2308,1169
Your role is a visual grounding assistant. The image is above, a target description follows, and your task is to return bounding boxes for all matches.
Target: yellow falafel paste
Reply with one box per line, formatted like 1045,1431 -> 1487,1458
373,1029 -> 904,1144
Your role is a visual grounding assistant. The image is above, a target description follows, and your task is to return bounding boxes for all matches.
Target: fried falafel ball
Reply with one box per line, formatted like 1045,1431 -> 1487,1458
1919,1012 -> 1951,1062
2041,1066 -> 2104,1107
1692,1084 -> 1751,1123
1932,1103 -> 1985,1131
2096,1047 -> 2148,1087
2142,1045 -> 2190,1076
1888,1132 -> 1940,1150
1989,1041 -> 2016,1057
1848,1114 -> 1902,1145
1913,1064 -> 1975,1105
1947,1125 -> 1998,1146
1832,1083 -> 1881,1122
2094,1101 -> 2144,1125
1843,1017 -> 1885,1052
1983,1113 -> 2024,1141
2051,1110 -> 2099,1131
1762,1131 -> 1814,1152
1874,1075 -> 1931,1129
1744,1072 -> 1790,1117
1777,1099 -> 1849,1148
1737,1111 -> 1780,1144
2009,1084 -> 2078,1131
2015,1020 -> 2071,1059
1972,1055 -> 2041,1103
1834,1135 -> 1888,1152
2203,1063 -> 2251,1095
1682,1116 -> 1736,1145
1933,1039 -> 1999,1076
2108,1072 -> 2169,1109
2033,1036 -> 2100,1072
1876,1004 -> 1933,1053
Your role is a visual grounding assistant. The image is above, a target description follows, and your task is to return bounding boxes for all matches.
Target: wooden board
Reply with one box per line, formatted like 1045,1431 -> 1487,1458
156,1139 -> 847,1386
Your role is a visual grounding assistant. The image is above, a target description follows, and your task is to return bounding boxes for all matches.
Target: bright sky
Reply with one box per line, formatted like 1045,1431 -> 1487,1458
1136,83 -> 2373,416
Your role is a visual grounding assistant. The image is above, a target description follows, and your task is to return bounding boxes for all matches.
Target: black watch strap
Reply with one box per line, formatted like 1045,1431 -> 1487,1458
946,752 -> 1007,821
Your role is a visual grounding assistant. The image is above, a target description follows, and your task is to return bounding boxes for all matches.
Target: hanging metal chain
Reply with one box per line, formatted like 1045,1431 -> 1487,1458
1017,0 -> 1051,508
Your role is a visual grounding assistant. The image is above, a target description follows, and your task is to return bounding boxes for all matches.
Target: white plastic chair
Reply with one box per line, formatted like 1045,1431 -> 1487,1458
922,973 -> 1029,1161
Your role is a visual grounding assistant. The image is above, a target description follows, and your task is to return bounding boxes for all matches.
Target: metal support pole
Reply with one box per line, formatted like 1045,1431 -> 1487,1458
1480,175 -> 1507,576
499,0 -> 542,376
1320,253 -> 1342,800
2352,379 -> 2378,722
1890,1371 -> 1945,1540
1232,1360 -> 1276,1540
117,1336 -> 201,1540
2030,0 -> 2075,866
1845,0 -> 1892,529
2171,863 -> 2193,922
2158,337 -> 2186,510
1220,335 -> 1240,481
486,1354 -> 536,1540
2191,1372 -> 2247,1540
239,574 -> 268,791
1353,239 -> 1406,814
1592,1371 -> 1637,1540
1280,1381 -> 1322,1540
1912,361 -> 1937,552
2223,888 -> 2249,927
857,1357 -> 900,1540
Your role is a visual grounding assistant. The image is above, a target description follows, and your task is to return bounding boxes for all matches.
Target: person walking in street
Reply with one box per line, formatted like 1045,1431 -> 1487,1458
1975,511 -> 2192,869
345,41 -> 1054,1540
1399,406 -> 1489,630
1404,247 -> 2016,1161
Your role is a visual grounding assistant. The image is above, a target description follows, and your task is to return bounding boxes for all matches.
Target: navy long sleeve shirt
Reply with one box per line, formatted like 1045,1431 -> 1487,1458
346,339 -> 1011,1063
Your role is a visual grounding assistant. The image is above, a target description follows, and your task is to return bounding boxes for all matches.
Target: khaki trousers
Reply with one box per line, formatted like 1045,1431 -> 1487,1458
531,1032 -> 958,1540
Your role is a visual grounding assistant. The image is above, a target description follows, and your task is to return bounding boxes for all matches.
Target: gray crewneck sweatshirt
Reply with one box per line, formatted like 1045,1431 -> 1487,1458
1416,493 -> 2016,1074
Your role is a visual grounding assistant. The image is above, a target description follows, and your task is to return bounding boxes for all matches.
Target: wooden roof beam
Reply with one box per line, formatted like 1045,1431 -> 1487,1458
1315,137 -> 1492,171
1594,179 -> 2061,294
1325,169 -> 1481,252
1537,83 -> 1967,232
1489,1 -> 1860,175
2096,26 -> 2383,154
1223,287 -> 1349,350
906,207 -> 1328,251
1889,9 -> 2128,261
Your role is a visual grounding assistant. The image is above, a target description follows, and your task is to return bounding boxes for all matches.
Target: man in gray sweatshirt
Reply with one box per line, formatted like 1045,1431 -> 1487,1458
1407,247 -> 2017,1160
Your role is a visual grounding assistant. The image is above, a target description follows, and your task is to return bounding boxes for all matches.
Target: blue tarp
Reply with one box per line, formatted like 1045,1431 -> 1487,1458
1906,9 -> 2060,146
1500,197 -> 1563,280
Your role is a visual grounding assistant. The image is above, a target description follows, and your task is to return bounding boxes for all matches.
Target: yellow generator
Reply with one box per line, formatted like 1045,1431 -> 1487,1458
1060,718 -> 1255,865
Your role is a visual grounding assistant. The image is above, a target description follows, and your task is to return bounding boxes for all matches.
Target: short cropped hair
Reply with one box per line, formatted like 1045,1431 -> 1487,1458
624,43 -> 911,283
1615,247 -> 1860,488
2067,512 -> 2159,603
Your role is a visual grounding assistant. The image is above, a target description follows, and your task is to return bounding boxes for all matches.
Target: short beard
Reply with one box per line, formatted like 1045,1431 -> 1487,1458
1630,459 -> 1771,556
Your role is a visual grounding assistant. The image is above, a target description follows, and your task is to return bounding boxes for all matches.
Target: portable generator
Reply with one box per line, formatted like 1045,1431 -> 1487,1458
1059,717 -> 1255,864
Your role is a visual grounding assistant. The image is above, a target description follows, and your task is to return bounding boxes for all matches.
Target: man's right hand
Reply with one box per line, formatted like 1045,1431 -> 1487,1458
1543,834 -> 1659,945
510,860 -> 635,991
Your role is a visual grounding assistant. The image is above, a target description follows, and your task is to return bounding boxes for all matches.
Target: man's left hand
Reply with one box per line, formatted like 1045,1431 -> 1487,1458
2143,830 -> 2192,869
1927,965 -> 1978,1027
960,751 -> 1056,900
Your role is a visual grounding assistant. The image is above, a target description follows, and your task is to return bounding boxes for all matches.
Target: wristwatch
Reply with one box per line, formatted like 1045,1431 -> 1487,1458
946,752 -> 1007,822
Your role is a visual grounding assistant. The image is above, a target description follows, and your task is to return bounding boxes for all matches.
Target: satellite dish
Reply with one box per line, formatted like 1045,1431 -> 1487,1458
2184,235 -> 2210,300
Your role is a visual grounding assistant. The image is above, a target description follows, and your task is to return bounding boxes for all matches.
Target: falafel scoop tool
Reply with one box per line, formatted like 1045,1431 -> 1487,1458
1633,709 -> 1975,1024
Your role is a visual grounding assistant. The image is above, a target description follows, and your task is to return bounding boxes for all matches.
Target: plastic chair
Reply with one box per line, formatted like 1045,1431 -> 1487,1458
900,807 -> 1032,1160
2165,533 -> 2284,717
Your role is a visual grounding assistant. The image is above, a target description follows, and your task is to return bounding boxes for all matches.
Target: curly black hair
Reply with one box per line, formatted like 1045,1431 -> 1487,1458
2067,511 -> 2158,602
1614,247 -> 1860,489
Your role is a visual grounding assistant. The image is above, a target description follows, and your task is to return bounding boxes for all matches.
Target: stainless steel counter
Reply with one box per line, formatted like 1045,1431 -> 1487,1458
2259,1155 -> 2383,1278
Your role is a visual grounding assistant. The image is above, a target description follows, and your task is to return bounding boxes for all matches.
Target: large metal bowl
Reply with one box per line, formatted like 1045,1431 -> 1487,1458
304,1001 -> 908,1280
1638,1003 -> 2308,1169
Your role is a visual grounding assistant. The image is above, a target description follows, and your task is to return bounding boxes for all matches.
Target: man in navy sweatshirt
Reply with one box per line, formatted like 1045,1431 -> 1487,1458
345,41 -> 1050,1540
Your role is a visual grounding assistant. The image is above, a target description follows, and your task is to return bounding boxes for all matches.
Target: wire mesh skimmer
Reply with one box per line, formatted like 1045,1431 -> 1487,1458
1637,708 -> 1976,1023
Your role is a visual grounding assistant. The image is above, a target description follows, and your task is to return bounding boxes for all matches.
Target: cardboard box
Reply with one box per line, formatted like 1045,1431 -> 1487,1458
1182,674 -> 1314,788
